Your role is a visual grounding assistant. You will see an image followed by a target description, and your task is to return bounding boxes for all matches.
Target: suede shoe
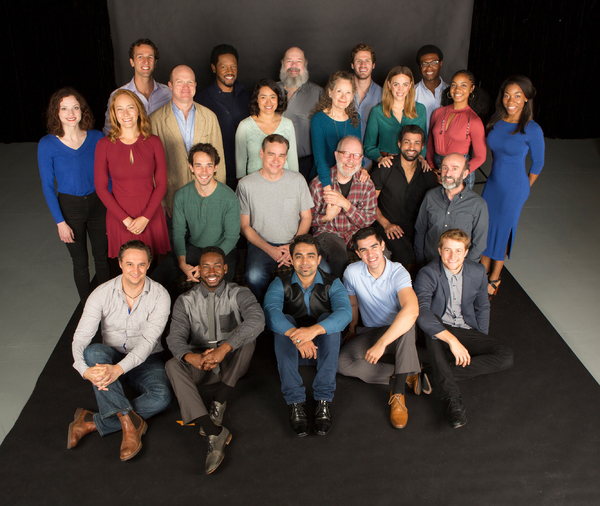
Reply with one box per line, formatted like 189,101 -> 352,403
406,373 -> 422,395
205,426 -> 232,474
446,396 -> 467,429
289,402 -> 309,437
314,400 -> 332,436
389,392 -> 408,429
67,408 -> 97,449
118,410 -> 147,461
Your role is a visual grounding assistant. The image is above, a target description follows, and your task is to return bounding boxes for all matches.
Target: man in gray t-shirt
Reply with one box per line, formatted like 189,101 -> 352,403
236,134 -> 313,302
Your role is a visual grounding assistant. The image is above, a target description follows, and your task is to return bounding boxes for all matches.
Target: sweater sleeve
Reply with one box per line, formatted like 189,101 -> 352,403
311,112 -> 332,187
94,138 -> 130,222
235,119 -> 249,179
141,136 -> 168,219
467,112 -> 487,172
37,137 -> 64,224
363,106 -> 382,162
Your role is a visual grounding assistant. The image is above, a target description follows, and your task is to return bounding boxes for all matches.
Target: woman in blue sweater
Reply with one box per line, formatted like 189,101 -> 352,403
38,87 -> 109,301
310,71 -> 362,189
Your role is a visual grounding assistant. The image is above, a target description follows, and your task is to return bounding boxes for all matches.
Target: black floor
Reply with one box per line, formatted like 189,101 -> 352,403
1,269 -> 599,506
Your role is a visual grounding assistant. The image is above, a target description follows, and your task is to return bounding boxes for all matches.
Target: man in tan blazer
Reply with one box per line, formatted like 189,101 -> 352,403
151,65 -> 226,218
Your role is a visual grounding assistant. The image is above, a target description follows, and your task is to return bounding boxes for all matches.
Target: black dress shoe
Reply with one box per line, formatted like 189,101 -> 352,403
446,396 -> 467,429
314,400 -> 332,435
289,402 -> 309,437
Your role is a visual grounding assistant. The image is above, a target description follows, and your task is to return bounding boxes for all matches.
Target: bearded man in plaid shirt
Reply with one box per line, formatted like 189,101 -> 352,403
309,136 -> 377,278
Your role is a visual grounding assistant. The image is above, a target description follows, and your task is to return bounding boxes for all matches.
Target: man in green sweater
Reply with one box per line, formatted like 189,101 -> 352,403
151,143 -> 240,298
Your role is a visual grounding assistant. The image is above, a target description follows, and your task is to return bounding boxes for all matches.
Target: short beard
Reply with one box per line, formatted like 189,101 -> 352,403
400,150 -> 419,162
280,66 -> 309,89
442,176 -> 464,190
336,160 -> 360,180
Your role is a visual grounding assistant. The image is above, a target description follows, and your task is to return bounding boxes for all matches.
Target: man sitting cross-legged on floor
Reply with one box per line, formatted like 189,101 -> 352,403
338,227 -> 423,429
264,235 -> 352,437
68,240 -> 173,461
165,246 -> 264,474
414,229 -> 514,428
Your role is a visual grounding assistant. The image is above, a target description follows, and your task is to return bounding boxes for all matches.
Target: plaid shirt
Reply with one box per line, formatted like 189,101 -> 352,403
310,166 -> 377,246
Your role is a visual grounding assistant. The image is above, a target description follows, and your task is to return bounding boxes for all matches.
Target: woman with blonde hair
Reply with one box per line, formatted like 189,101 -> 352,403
310,71 -> 362,189
364,66 -> 428,169
95,89 -> 170,258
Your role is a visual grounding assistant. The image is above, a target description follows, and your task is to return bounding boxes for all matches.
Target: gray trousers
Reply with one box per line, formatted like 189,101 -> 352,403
337,325 -> 420,384
165,342 -> 256,424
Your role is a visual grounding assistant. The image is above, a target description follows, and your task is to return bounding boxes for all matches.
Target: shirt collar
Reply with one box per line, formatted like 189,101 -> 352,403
291,270 -> 324,291
198,280 -> 227,298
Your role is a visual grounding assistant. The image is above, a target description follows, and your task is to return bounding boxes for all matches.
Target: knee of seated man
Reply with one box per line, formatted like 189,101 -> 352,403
498,345 -> 515,370
83,343 -> 114,366
148,380 -> 174,411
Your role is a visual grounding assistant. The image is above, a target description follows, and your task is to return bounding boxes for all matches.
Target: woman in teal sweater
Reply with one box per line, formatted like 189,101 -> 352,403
364,66 -> 429,169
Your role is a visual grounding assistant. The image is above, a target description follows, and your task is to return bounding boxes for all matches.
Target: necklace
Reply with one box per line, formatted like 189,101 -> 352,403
123,288 -> 143,300
333,116 -> 348,143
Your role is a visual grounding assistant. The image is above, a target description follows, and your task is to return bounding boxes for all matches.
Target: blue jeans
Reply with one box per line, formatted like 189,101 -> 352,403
83,344 -> 173,436
245,242 -> 283,303
273,314 -> 341,404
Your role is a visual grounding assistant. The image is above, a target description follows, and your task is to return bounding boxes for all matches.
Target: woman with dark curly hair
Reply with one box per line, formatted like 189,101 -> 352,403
364,66 -> 428,169
310,71 -> 361,189
235,78 -> 298,177
38,87 -> 110,302
95,89 -> 170,258
481,75 -> 545,297
426,70 -> 487,190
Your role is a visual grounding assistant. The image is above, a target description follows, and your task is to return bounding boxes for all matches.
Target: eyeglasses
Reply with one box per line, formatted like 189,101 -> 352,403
340,151 -> 362,160
420,60 -> 440,68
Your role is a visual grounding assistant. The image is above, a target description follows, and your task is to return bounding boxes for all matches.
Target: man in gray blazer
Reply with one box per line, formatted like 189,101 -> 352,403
414,229 -> 513,429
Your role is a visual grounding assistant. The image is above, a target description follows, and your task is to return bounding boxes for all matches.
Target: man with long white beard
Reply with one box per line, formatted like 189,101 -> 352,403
414,153 -> 489,266
277,47 -> 323,181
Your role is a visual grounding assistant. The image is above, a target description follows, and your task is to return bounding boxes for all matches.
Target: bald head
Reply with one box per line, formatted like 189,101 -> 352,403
169,65 -> 197,107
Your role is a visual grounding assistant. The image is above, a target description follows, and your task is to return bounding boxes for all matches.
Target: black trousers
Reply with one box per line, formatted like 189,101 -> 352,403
58,192 -> 110,301
426,324 -> 514,399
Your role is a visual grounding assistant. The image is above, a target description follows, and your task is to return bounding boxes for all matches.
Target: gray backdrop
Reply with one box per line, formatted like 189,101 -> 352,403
107,0 -> 474,91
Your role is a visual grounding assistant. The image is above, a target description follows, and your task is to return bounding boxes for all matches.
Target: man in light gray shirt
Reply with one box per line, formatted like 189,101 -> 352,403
414,44 -> 447,133
68,240 -> 173,462
237,134 -> 313,302
277,47 -> 323,181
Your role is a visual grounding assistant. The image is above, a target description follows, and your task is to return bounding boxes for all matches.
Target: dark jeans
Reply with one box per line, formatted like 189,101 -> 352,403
426,324 -> 514,399
151,244 -> 236,298
374,222 -> 415,267
83,344 -> 173,436
273,314 -> 341,404
315,232 -> 350,279
245,242 -> 283,304
58,192 -> 110,302
298,155 -> 314,183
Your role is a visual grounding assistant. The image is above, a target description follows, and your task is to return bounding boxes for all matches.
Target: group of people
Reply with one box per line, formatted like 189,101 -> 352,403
38,38 -> 544,475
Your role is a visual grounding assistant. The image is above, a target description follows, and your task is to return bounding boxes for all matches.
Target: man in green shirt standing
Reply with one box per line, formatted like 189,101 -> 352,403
151,143 -> 240,297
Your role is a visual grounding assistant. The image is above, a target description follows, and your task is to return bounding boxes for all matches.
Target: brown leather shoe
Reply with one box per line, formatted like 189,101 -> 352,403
67,408 -> 97,449
406,373 -> 422,395
118,410 -> 147,461
389,392 -> 408,429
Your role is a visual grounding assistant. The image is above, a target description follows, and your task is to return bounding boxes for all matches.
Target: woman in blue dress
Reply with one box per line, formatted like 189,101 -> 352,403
38,87 -> 109,302
481,76 -> 545,296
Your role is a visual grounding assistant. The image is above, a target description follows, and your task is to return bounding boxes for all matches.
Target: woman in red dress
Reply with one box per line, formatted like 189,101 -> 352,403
95,89 -> 170,258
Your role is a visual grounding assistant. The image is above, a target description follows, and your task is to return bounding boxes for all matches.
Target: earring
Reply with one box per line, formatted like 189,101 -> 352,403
447,91 -> 452,99
469,92 -> 474,100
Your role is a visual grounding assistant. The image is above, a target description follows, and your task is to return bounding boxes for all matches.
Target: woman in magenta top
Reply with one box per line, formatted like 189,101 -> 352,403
426,70 -> 486,190
95,89 -> 170,258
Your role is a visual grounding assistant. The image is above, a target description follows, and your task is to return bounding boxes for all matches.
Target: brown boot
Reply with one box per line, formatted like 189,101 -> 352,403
117,410 -> 147,461
389,392 -> 408,429
67,408 -> 97,449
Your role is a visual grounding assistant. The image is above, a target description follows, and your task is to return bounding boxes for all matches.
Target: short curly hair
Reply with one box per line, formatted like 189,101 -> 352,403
129,39 -> 159,61
46,87 -> 95,136
351,43 -> 376,65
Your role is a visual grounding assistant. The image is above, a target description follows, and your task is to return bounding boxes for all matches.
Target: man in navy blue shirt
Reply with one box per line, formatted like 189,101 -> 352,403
263,235 -> 352,437
197,44 -> 250,190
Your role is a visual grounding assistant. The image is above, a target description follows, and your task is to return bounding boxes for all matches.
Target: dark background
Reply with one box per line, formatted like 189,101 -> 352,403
2,0 -> 598,143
